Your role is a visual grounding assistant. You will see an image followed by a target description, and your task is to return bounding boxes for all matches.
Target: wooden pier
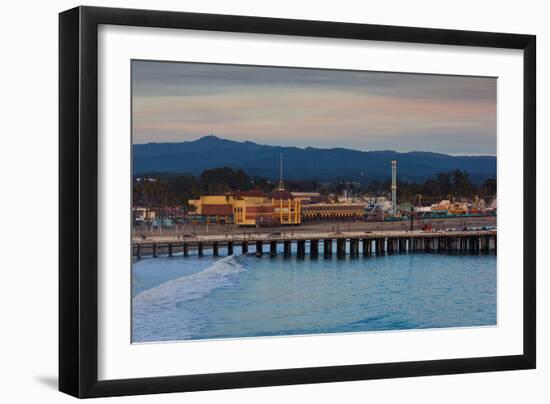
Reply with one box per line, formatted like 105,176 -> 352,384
132,229 -> 497,259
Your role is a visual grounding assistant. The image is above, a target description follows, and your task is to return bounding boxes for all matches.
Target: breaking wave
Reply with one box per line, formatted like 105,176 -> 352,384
132,255 -> 245,342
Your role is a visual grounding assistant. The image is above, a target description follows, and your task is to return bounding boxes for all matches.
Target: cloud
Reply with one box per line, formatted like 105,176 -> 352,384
132,60 -> 496,155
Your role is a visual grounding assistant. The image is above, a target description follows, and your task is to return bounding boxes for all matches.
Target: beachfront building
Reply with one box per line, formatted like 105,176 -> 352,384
188,194 -> 235,224
233,190 -> 276,226
272,189 -> 301,225
189,189 -> 301,226
301,203 -> 366,222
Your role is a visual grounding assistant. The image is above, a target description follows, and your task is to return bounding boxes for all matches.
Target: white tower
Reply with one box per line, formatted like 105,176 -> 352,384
391,160 -> 397,213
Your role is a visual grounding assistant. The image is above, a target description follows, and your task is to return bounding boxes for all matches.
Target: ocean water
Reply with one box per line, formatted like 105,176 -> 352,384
132,242 -> 496,343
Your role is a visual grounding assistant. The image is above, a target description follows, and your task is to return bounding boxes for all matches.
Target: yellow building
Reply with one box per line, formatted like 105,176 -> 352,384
233,191 -> 276,226
188,189 -> 301,226
189,194 -> 235,224
301,203 -> 365,222
272,189 -> 301,225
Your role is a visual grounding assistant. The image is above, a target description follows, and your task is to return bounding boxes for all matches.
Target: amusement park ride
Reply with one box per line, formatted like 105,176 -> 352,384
410,207 -> 432,232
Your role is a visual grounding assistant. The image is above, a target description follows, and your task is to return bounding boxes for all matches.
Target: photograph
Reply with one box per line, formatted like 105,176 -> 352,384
130,60 -> 498,343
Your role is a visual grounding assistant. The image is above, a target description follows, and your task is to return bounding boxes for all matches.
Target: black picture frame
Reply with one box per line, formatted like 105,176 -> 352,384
59,5 -> 536,398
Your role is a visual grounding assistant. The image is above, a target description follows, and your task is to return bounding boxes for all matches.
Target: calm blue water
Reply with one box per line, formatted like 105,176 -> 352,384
132,242 -> 496,343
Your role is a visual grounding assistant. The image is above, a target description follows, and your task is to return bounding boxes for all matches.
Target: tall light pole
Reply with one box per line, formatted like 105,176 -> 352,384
391,160 -> 397,214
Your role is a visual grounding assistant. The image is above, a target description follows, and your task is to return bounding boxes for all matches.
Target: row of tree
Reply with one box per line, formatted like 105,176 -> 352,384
364,170 -> 496,203
133,167 -> 497,211
133,167 -> 243,210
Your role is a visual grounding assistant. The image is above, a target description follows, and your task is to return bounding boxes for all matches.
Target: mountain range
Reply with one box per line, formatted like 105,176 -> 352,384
133,135 -> 496,184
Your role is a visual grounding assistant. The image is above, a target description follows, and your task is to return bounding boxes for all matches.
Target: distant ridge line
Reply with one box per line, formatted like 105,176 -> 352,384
133,135 -> 496,184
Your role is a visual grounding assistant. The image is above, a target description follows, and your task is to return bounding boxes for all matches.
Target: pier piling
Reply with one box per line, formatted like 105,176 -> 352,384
297,240 -> 306,259
284,240 -> 291,257
310,239 -> 319,259
228,241 -> 233,255
375,239 -> 384,255
324,239 -> 332,259
362,239 -> 370,257
336,238 -> 345,259
398,238 -> 406,252
133,230 -> 496,259
255,241 -> 263,257
354,239 -> 361,257
213,242 -> 219,257
387,238 -> 394,254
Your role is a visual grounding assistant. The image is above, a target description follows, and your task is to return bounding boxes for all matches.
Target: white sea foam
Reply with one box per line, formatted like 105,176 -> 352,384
132,255 -> 245,342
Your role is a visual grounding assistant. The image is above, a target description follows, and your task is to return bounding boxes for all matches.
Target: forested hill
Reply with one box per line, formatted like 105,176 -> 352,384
133,135 -> 496,184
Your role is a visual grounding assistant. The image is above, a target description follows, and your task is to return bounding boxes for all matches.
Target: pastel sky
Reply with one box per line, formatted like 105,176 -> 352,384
132,60 -> 497,155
